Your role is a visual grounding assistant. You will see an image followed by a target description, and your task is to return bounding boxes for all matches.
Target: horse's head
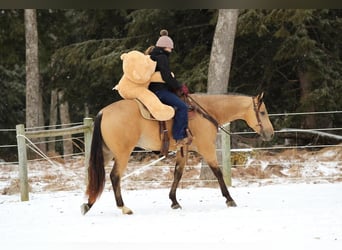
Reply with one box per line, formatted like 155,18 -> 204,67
245,93 -> 274,141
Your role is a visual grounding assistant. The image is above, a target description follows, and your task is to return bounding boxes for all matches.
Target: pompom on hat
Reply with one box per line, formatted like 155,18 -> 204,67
155,29 -> 174,49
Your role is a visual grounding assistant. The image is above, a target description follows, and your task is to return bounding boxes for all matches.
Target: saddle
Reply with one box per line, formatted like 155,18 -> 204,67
134,98 -> 196,157
135,98 -> 195,121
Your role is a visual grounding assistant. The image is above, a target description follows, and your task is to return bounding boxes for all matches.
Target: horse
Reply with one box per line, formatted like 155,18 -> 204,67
81,93 -> 274,215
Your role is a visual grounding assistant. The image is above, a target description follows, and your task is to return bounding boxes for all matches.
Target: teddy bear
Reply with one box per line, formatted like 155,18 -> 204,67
113,50 -> 175,121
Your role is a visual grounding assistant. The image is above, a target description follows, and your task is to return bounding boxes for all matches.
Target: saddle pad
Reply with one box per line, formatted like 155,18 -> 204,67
134,98 -> 196,121
134,99 -> 157,120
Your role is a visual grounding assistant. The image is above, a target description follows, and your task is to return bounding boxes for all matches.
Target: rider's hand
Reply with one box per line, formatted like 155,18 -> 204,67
180,84 -> 189,96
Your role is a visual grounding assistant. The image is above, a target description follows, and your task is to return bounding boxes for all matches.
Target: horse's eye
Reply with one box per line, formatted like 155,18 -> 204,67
260,111 -> 266,116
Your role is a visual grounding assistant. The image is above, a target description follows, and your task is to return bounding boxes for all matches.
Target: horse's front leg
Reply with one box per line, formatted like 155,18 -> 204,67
169,149 -> 187,209
208,161 -> 237,207
110,161 -> 133,215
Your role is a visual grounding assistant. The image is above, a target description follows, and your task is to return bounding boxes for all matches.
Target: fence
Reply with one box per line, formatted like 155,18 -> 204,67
15,118 -> 93,201
0,111 -> 341,201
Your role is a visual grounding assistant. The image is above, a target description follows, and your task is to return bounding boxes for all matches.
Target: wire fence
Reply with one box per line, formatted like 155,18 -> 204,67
0,121 -> 87,164
0,110 -> 341,161
0,110 -> 341,193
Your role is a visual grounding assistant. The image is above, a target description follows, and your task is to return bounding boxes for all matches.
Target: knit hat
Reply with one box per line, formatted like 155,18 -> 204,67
156,29 -> 174,49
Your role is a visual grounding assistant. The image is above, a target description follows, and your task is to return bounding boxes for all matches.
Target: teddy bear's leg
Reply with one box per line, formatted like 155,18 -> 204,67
138,90 -> 175,121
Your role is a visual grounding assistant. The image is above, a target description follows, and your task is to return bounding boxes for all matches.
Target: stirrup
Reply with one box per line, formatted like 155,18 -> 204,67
185,128 -> 193,145
175,128 -> 193,149
175,137 -> 192,148
175,138 -> 189,147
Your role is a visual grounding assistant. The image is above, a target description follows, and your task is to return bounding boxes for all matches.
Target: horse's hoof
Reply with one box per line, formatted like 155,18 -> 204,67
119,206 -> 133,215
171,203 -> 182,209
226,200 -> 237,207
81,203 -> 90,215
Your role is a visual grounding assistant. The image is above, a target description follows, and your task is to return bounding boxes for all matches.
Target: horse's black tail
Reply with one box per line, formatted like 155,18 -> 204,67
82,112 -> 105,214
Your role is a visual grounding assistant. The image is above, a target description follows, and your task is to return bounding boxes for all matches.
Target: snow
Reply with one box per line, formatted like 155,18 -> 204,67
1,146 -> 341,249
1,183 -> 342,250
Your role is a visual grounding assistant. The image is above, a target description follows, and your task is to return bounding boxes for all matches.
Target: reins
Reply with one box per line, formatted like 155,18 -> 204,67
187,94 -> 264,136
186,95 -> 231,135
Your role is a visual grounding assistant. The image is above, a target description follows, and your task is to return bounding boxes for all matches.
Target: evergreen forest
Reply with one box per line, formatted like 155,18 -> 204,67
1,9 -> 341,160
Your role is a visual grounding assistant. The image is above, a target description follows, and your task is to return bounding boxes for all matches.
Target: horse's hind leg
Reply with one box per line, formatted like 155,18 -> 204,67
169,149 -> 187,209
110,155 -> 133,215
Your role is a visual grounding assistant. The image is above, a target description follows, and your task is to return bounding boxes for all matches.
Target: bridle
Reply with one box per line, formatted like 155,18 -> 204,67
252,96 -> 264,134
187,95 -> 265,136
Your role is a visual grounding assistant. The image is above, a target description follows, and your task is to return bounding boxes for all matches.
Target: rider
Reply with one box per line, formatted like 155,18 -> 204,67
146,29 -> 192,147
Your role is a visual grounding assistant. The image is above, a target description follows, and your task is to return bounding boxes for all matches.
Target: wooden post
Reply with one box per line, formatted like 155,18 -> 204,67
16,124 -> 29,201
221,123 -> 232,186
15,119 -> 93,200
83,118 -> 93,184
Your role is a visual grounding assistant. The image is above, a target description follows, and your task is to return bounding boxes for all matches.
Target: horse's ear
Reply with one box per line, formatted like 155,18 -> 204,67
257,92 -> 264,102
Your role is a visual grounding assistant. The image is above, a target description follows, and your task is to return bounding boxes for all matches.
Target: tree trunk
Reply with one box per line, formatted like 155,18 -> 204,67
84,103 -> 89,118
201,9 -> 238,180
48,89 -> 58,153
299,71 -> 316,129
25,9 -> 45,157
207,9 -> 239,94
58,90 -> 73,160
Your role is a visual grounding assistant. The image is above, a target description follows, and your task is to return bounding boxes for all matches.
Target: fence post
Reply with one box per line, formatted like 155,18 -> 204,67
16,124 -> 29,201
221,123 -> 231,186
83,117 -> 93,184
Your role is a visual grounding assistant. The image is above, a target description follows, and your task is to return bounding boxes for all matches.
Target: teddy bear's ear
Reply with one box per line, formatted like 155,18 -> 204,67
120,53 -> 127,60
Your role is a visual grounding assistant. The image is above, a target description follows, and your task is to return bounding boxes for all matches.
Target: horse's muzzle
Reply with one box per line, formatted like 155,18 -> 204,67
261,130 -> 274,141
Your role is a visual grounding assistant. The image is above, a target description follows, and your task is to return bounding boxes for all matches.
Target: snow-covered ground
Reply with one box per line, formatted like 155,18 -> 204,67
1,184 -> 342,250
1,146 -> 341,249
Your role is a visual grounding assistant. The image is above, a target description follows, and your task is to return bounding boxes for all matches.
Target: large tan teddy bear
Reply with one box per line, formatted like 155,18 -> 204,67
113,50 -> 175,121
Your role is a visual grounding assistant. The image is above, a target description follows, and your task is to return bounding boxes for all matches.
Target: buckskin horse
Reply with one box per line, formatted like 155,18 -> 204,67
81,93 -> 274,215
